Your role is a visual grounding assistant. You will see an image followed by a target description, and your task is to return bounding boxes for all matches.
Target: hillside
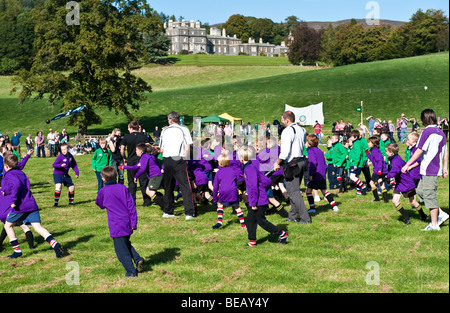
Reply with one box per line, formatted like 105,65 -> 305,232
0,52 -> 448,137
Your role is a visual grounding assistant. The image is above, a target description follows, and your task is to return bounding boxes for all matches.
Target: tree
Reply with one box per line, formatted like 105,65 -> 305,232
222,14 -> 250,43
288,22 -> 323,65
12,0 -> 155,133
0,0 -> 36,74
142,32 -> 171,64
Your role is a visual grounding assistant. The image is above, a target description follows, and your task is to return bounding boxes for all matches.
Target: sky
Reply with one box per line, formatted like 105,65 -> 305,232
146,0 -> 449,25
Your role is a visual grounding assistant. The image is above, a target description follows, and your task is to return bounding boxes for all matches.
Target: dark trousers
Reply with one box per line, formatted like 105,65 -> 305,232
163,157 -> 195,216
113,236 -> 143,277
95,171 -> 104,192
127,160 -> 151,206
246,205 -> 282,241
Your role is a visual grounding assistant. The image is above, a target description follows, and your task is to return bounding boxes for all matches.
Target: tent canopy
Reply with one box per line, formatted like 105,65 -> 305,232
219,113 -> 242,122
201,115 -> 230,123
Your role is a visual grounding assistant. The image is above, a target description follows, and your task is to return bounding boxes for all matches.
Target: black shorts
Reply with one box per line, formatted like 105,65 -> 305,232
371,173 -> 385,183
271,174 -> 284,185
393,188 -> 416,198
147,174 -> 163,190
236,180 -> 246,192
306,180 -> 327,190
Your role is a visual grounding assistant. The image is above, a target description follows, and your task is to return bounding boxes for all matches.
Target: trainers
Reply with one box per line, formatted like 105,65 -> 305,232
332,206 -> 339,212
314,196 -> 321,202
185,215 -> 196,220
308,209 -> 316,214
421,223 -> 440,231
162,213 -> 175,218
438,211 -> 449,226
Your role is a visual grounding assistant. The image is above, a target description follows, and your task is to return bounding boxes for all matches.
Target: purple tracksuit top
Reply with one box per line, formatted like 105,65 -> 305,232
367,147 -> 387,175
386,155 -> 416,192
0,169 -> 39,220
258,146 -> 283,175
189,160 -> 209,186
53,152 -> 79,176
95,181 -> 138,238
0,155 -> 33,223
307,147 -> 327,181
212,166 -> 239,204
242,161 -> 269,207
408,145 -> 421,180
124,153 -> 162,180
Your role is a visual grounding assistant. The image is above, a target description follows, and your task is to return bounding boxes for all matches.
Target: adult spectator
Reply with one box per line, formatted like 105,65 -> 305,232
83,139 -> 92,154
366,116 -> 376,136
109,128 -> 124,184
273,111 -> 311,224
313,121 -> 322,144
47,129 -> 56,157
61,128 -> 69,143
410,118 -> 420,133
153,126 -> 161,145
399,113 -> 409,143
36,131 -> 46,158
11,131 -> 22,154
121,121 -> 152,207
159,111 -> 195,220
25,134 -> 34,152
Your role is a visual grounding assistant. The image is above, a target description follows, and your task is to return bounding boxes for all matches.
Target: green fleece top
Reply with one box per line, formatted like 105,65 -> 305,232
331,141 -> 348,168
349,138 -> 364,168
91,148 -> 112,172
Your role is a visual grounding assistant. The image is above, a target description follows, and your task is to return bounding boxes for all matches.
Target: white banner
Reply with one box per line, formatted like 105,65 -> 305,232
285,102 -> 324,126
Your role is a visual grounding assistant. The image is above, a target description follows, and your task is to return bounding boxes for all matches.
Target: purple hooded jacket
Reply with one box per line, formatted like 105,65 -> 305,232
0,168 -> 39,217
307,147 -> 327,181
212,166 -> 239,204
95,181 -> 137,238
242,161 -> 269,207
124,153 -> 162,180
53,152 -> 79,176
367,147 -> 387,175
386,154 -> 416,192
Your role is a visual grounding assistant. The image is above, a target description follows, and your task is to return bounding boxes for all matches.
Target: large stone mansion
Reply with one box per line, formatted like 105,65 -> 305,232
164,19 -> 289,57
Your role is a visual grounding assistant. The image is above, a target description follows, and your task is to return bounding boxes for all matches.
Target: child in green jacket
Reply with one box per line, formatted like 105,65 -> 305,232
92,138 -> 112,192
330,134 -> 348,193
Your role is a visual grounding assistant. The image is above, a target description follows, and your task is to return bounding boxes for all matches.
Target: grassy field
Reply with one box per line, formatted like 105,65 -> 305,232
0,52 -> 448,138
0,145 -> 448,293
0,52 -> 448,294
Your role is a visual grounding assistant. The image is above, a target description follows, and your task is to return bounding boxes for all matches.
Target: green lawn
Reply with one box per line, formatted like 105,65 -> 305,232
0,145 -> 447,293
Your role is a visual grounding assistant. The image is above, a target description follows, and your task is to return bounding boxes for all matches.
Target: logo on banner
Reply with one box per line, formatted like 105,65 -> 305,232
299,115 -> 307,123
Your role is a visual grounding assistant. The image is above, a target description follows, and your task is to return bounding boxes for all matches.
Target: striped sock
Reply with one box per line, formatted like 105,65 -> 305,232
324,192 -> 336,207
247,240 -> 257,247
217,206 -> 223,224
306,193 -> 315,210
45,234 -> 63,257
235,207 -> 246,228
69,191 -> 74,205
9,238 -> 22,258
54,190 -> 61,206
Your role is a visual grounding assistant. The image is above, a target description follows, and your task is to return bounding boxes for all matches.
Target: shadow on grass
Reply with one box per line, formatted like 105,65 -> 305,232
144,247 -> 181,272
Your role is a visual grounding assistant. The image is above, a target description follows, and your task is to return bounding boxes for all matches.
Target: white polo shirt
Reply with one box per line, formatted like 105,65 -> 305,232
160,124 -> 193,159
279,123 -> 306,162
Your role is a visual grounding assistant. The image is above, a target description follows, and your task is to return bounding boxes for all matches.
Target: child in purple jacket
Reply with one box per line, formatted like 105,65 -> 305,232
405,132 -> 421,187
238,146 -> 287,247
96,166 -> 144,277
0,150 -> 35,251
366,136 -> 388,203
122,143 -> 164,208
385,143 -> 428,224
212,154 -> 246,229
1,154 -> 63,258
52,143 -> 79,206
305,134 -> 339,212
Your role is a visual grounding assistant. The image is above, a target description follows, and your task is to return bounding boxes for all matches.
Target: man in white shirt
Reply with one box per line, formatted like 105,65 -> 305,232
274,111 -> 311,224
160,111 -> 195,220
47,129 -> 56,157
